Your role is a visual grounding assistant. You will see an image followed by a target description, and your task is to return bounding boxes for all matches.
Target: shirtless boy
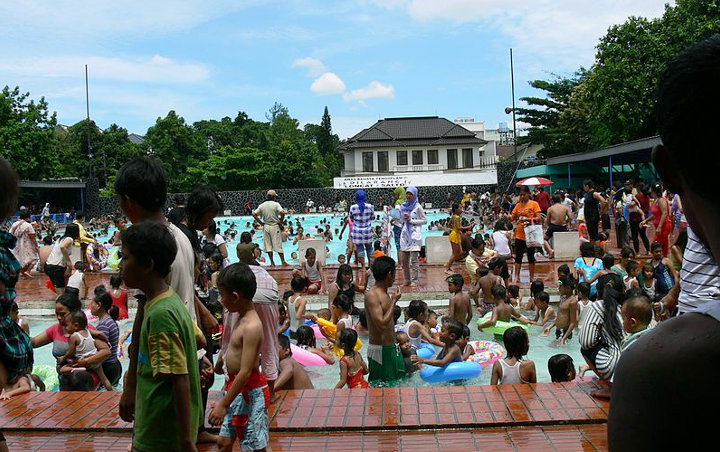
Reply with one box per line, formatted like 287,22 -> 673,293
209,263 -> 270,452
275,334 -> 314,390
543,276 -> 578,345
477,285 -> 523,330
472,258 -> 504,313
545,194 -> 573,257
364,256 -> 405,384
521,291 -> 555,328
446,274 -> 472,325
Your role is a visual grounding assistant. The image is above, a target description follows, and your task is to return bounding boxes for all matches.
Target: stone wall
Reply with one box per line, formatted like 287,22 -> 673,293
98,183 -> 497,216
496,160 -> 546,193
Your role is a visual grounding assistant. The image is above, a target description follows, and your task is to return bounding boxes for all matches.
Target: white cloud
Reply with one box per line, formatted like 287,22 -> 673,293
399,0 -> 668,70
293,57 -> 328,77
343,81 -> 395,101
311,72 -> 347,95
0,55 -> 210,84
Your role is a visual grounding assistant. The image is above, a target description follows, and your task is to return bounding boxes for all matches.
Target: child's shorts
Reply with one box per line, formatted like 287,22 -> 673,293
219,385 -> 270,450
555,328 -> 573,341
306,278 -> 322,290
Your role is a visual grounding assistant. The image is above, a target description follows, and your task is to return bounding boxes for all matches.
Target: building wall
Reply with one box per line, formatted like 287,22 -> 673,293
344,145 -> 492,176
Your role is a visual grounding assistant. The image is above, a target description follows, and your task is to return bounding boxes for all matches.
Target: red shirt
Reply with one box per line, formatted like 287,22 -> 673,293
536,191 -> 551,213
110,288 -> 129,320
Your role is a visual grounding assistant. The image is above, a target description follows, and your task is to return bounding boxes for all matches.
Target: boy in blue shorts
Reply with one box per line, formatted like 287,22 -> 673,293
209,263 -> 270,452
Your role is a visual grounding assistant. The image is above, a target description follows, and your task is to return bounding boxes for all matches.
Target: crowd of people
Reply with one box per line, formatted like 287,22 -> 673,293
0,35 -> 719,451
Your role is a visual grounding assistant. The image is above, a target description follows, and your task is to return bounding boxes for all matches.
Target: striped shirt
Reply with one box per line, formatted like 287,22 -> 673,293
578,300 -> 624,380
96,316 -> 120,364
350,203 -> 374,245
678,227 -> 720,313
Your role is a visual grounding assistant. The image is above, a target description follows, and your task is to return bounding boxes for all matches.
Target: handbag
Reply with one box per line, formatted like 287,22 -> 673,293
524,222 -> 544,248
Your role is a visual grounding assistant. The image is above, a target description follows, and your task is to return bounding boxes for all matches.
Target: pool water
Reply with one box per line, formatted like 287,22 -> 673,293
88,212 -> 491,265
28,308 -> 590,391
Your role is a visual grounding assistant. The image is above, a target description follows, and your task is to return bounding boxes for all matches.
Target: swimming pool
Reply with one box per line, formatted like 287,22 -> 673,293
89,211 -> 491,265
28,310 -> 590,391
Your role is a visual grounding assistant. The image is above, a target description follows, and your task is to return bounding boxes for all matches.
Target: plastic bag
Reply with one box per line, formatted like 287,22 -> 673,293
524,223 -> 544,248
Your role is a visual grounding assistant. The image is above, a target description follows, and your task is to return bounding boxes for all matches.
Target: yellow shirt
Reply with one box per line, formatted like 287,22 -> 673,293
73,221 -> 95,245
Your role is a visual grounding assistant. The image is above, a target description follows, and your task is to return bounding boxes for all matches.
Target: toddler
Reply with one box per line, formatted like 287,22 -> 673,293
576,282 -> 592,336
404,300 -> 444,351
0,372 -> 45,400
335,329 -> 368,388
396,331 -> 417,375
458,325 -> 475,360
548,354 -> 577,382
277,302 -> 290,337
507,285 -> 521,308
621,295 -> 653,352
639,263 -> 657,301
294,325 -> 335,364
491,326 -> 536,384
624,260 -> 640,291
523,280 -> 545,311
59,310 -> 113,390
523,291 -> 555,327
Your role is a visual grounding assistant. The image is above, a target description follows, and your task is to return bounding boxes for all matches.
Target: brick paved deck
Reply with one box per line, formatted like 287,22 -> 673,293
0,381 -> 610,450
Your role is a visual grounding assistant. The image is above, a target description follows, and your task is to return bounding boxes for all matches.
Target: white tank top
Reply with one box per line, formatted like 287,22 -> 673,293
499,359 -> 523,384
47,237 -> 72,266
304,260 -> 321,282
404,319 -> 423,350
492,231 -> 511,255
577,300 -> 592,331
288,295 -> 301,332
73,330 -> 98,360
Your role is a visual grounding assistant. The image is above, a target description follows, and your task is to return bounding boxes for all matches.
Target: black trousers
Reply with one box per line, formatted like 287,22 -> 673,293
629,220 -> 650,253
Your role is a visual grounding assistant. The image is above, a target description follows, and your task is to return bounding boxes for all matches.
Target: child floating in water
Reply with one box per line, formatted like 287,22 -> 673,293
491,326 -> 536,384
336,329 -> 369,388
59,310 -> 113,390
477,285 -> 523,331
275,334 -> 314,390
411,318 -> 464,368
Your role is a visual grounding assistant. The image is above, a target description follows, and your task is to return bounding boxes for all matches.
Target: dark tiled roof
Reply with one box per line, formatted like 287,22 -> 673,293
340,116 -> 486,150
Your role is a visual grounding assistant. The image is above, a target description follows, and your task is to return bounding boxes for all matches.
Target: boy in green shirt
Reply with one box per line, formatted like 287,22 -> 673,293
119,221 -> 202,451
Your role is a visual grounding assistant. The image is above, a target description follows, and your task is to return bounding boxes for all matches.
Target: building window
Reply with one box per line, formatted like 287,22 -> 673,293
462,148 -> 473,168
412,150 -> 423,165
363,152 -> 374,172
378,151 -> 389,172
428,149 -> 438,165
447,149 -> 458,169
397,150 -> 408,166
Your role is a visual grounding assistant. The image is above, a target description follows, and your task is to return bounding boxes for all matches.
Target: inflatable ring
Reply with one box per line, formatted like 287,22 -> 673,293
317,318 -> 363,350
85,242 -> 109,270
32,364 -> 59,391
311,324 -> 326,339
477,312 -> 530,336
107,247 -> 121,270
466,340 -> 504,366
420,362 -> 482,383
416,343 -> 436,359
290,344 -> 329,366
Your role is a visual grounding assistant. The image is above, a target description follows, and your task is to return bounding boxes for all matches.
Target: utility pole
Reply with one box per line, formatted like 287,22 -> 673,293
510,48 -> 517,162
85,64 -> 94,179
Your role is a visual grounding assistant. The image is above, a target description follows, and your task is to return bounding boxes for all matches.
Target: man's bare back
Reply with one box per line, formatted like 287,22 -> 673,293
449,292 -> 472,325
365,285 -> 399,345
547,203 -> 571,226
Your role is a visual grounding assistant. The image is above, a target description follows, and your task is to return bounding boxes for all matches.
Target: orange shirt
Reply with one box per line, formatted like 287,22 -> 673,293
512,200 -> 541,241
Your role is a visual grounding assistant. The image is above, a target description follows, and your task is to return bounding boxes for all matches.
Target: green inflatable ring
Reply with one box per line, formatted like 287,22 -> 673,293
107,247 -> 121,270
32,364 -> 59,391
477,312 -> 530,336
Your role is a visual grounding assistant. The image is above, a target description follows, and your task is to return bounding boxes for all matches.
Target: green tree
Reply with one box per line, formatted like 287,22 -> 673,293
187,145 -> 267,191
144,111 -> 206,192
515,71 -> 588,158
0,86 -> 59,179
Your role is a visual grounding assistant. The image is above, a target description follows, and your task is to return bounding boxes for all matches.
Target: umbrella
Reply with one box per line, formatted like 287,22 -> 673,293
515,177 -> 554,187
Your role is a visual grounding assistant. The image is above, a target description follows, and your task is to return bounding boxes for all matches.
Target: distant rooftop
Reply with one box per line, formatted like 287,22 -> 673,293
340,116 -> 486,150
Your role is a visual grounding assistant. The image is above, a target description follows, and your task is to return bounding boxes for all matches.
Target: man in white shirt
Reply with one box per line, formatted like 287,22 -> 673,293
253,190 -> 287,266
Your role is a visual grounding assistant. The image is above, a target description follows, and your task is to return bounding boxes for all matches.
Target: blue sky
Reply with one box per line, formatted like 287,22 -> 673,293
0,0 -> 669,139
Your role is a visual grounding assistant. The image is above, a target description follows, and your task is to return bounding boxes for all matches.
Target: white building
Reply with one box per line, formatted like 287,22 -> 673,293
335,116 -> 497,189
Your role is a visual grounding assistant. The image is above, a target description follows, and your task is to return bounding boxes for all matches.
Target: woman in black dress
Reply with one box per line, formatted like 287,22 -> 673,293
583,180 -> 606,243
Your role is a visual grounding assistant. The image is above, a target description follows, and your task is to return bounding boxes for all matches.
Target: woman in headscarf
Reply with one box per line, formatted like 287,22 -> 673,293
349,190 -> 374,268
399,187 -> 427,286
391,187 -> 405,262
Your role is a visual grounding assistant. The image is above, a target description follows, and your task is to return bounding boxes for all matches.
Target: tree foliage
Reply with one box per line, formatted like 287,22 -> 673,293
520,0 -> 720,156
0,86 -> 59,179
